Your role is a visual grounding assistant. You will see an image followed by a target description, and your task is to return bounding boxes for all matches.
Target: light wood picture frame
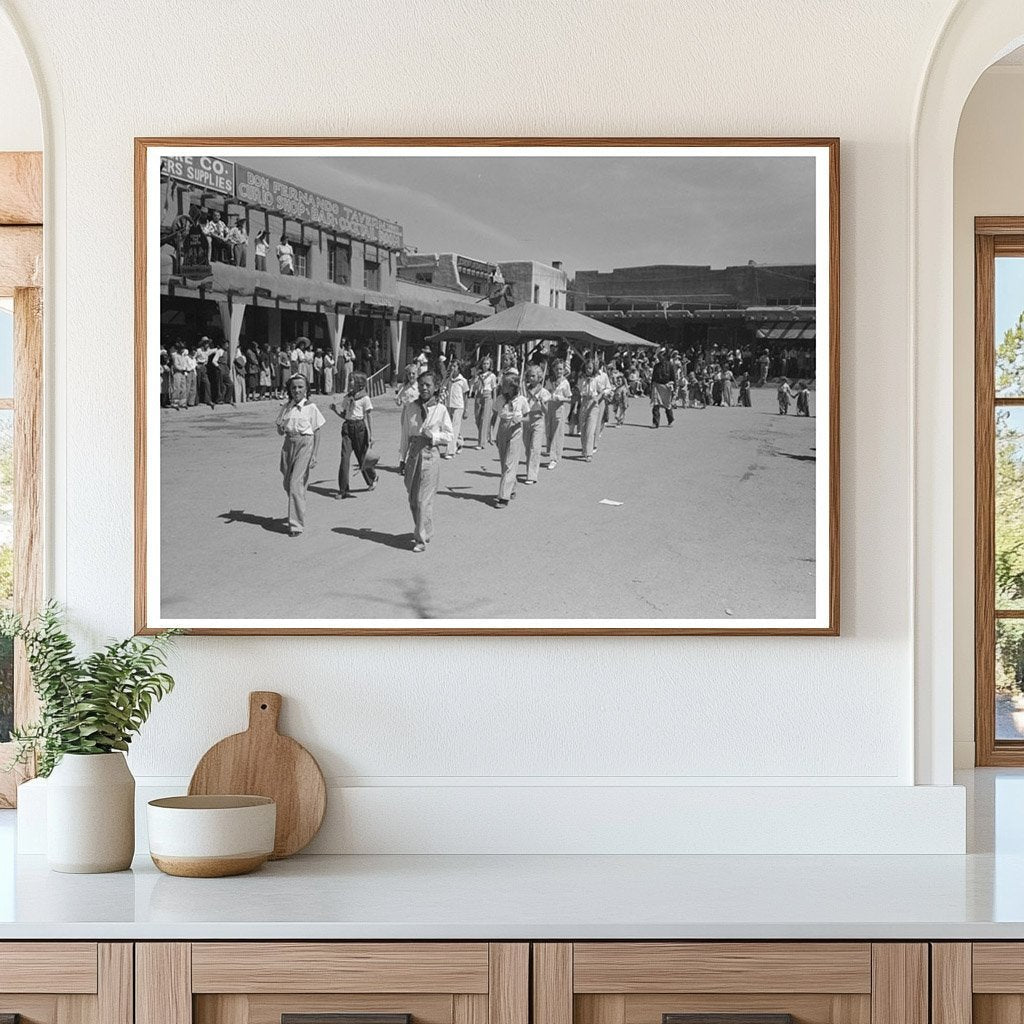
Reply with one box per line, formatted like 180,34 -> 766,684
135,137 -> 839,636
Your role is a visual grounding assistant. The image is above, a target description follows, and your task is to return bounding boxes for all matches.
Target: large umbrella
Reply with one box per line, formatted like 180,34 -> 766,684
428,301 -> 657,349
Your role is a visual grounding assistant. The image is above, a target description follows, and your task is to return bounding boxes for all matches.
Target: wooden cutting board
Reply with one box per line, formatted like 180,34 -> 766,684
188,691 -> 326,859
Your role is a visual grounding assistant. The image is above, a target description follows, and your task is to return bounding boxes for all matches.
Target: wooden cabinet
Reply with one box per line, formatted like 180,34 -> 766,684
532,944 -> 929,1024
932,943 -> 1024,1024
136,944 -> 528,1024
0,943 -> 131,1024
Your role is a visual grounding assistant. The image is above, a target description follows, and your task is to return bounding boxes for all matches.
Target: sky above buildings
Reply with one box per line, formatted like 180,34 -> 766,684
244,153 -> 817,276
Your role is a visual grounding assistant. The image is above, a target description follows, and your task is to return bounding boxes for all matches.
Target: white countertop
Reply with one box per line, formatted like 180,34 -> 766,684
0,849 -> 1022,940
1,769 -> 1021,941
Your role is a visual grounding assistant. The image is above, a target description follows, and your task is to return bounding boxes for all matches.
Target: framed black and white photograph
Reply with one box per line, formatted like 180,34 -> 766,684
135,138 -> 839,635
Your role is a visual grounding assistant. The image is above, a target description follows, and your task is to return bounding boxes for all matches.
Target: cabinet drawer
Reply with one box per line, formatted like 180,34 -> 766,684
191,943 -> 490,994
572,944 -> 872,994
0,943 -> 130,1024
139,943 -> 528,1024
534,944 -> 926,1024
0,942 -> 98,994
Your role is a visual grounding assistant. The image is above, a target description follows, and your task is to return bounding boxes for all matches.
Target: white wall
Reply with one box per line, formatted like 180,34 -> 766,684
952,66 -> 1024,767
0,0 -> 977,852
0,7 -> 40,152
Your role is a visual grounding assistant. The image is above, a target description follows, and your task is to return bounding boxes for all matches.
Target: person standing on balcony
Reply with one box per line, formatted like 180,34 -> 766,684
228,217 -> 248,267
276,235 -> 295,276
254,230 -> 269,272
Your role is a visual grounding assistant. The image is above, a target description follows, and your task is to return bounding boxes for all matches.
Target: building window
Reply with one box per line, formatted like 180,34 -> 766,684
292,242 -> 310,278
328,242 -> 351,285
415,271 -> 434,284
976,218 -> 1024,765
364,259 -> 381,291
533,284 -> 540,303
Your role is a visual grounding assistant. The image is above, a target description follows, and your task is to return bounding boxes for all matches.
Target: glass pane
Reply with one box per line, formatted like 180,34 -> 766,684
997,408 -> 1024,609
998,620 -> 1024,740
0,410 -> 12,743
997,257 -> 1024,397
0,306 -> 13,399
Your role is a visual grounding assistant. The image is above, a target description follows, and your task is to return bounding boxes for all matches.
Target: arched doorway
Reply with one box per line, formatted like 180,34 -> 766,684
913,1 -> 1024,785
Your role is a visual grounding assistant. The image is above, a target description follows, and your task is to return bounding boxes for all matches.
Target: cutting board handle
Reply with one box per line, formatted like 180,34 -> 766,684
248,691 -> 282,734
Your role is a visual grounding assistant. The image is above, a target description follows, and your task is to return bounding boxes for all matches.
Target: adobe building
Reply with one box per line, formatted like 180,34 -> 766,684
158,157 -> 494,380
570,262 -> 816,370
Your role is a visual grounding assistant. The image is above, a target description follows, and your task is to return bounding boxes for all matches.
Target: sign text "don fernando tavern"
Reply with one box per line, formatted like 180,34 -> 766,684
235,165 -> 403,250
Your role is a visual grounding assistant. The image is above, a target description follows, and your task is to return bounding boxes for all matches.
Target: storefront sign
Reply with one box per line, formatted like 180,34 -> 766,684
161,156 -> 236,195
234,164 -> 404,249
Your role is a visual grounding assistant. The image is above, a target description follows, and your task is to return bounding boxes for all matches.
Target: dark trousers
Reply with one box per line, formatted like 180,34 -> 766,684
652,404 -> 674,426
196,366 -> 210,406
339,420 -> 376,495
207,367 -> 221,406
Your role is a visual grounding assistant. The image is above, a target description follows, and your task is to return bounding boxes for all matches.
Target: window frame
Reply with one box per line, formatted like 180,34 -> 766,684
975,217 -> 1024,765
0,151 -> 44,806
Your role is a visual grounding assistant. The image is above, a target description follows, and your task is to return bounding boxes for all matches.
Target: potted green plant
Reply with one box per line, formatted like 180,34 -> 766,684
1,603 -> 178,873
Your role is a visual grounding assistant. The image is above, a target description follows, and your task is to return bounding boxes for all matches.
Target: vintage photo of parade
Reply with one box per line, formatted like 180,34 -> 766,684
148,146 -> 829,627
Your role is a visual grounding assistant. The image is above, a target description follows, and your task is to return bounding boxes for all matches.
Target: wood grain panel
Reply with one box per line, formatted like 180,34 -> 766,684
453,994 -> 486,1024
622,993 -> 870,1024
0,943 -> 97,993
0,995 -> 59,1024
976,229 -> 999,766
931,944 -> 972,1024
240,994 -> 454,1024
14,285 -> 43,725
972,944 -> 1024,992
98,945 -> 133,1024
136,943 -> 192,1024
534,944 -> 572,1024
573,944 -> 871,994
192,944 -> 489,994
488,944 -> 528,1024
870,945 -> 927,1024
56,993 -> 95,1024
0,226 -> 42,295
195,995 -> 249,1024
0,153 -> 42,225
576,996 -> 625,1024
974,995 -> 1024,1024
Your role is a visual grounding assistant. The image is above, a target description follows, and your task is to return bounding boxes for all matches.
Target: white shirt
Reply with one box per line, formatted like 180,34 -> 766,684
473,370 -> 497,397
523,385 -> 551,420
546,377 -> 572,404
338,394 -> 373,421
277,398 -> 326,437
401,400 -> 454,447
395,383 -> 418,406
277,242 -> 294,269
493,394 -> 530,426
443,373 -> 470,410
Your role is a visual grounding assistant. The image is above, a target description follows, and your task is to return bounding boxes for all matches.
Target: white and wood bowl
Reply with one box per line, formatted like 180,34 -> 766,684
147,795 -> 276,877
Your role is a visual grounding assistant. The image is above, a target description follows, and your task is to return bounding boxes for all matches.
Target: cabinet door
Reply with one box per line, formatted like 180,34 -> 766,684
533,944 -> 928,1024
943,943 -> 1024,1024
137,943 -> 528,1024
0,943 -> 131,1024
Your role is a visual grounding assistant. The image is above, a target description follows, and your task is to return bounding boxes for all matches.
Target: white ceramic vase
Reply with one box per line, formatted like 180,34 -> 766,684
46,752 -> 135,873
